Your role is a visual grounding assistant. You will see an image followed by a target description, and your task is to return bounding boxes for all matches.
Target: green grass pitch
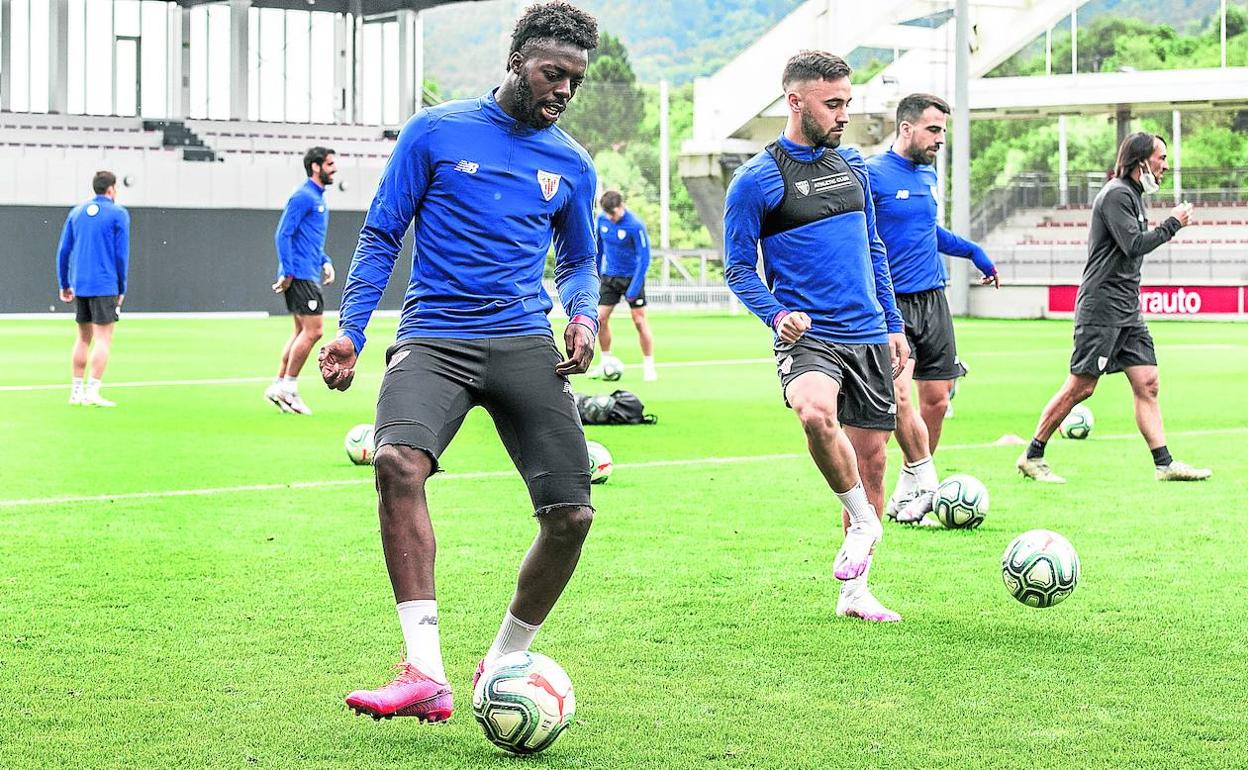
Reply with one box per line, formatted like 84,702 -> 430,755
1,313 -> 1246,769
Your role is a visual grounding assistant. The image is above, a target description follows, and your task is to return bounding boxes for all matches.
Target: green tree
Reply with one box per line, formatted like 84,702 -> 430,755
559,32 -> 645,155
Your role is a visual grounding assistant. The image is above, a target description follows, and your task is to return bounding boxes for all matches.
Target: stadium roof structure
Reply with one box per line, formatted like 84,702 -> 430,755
172,0 -> 484,13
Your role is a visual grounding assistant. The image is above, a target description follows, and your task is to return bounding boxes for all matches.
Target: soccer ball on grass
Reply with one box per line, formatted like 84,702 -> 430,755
586,440 -> 613,484
932,474 -> 989,529
344,423 -> 375,465
1001,529 -> 1081,607
1059,404 -> 1094,439
473,651 -> 575,755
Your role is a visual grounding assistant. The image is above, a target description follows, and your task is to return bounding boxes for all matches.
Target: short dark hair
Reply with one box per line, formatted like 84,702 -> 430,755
782,51 -> 852,90
896,93 -> 950,128
1115,132 -> 1165,179
92,171 -> 116,194
303,146 -> 335,176
600,190 -> 623,211
509,1 -> 599,60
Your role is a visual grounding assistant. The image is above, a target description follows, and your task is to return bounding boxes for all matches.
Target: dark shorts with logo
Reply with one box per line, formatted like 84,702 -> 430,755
75,295 -> 120,325
1070,324 -> 1156,376
284,279 -> 324,316
374,335 -> 591,513
774,336 -> 896,431
599,275 -> 646,309
896,288 -> 966,381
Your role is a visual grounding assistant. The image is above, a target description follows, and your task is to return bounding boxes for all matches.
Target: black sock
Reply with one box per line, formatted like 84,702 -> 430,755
1026,438 -> 1047,460
1151,445 -> 1172,467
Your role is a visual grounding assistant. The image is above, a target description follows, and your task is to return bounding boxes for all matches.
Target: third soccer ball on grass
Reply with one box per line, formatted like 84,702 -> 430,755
600,356 -> 623,381
586,440 -> 613,484
1002,529 -> 1081,608
932,474 -> 989,529
1059,404 -> 1094,439
344,423 -> 375,465
473,651 -> 576,755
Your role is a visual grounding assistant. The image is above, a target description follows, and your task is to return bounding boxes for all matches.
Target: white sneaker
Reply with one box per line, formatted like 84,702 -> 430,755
885,488 -> 916,521
836,587 -> 901,622
642,361 -> 658,382
69,390 -> 84,406
833,515 -> 882,581
82,391 -> 116,407
1155,460 -> 1211,481
265,383 -> 293,413
1017,453 -> 1066,483
896,489 -> 936,524
282,391 -> 312,415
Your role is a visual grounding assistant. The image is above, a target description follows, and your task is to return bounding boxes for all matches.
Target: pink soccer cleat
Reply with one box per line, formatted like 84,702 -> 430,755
836,588 -> 902,622
472,658 -> 486,690
345,661 -> 453,722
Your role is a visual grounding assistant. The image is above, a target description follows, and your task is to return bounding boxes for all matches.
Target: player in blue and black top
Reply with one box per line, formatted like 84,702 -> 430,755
724,51 -> 909,623
591,189 -> 658,380
265,146 -> 337,415
865,93 -> 998,523
56,170 -> 130,407
319,1 -> 601,722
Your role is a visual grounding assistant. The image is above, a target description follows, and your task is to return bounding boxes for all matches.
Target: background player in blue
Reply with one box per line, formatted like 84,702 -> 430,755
56,170 -> 130,408
724,51 -> 910,623
265,147 -> 337,416
866,94 -> 999,524
317,2 -> 601,723
591,189 -> 658,381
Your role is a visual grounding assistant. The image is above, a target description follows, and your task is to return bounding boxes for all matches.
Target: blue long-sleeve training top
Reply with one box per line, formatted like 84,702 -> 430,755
275,178 -> 331,281
337,90 -> 600,354
56,195 -> 130,296
596,210 -> 651,299
723,135 -> 903,344
865,149 -> 995,294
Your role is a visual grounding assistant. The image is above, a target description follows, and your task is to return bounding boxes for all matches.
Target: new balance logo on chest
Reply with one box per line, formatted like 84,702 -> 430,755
454,160 -> 479,174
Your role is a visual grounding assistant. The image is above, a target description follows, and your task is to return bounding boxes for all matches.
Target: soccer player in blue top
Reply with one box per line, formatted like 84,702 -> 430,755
265,147 -> 337,415
591,189 -> 657,380
56,170 -> 130,408
724,51 -> 910,623
865,94 -> 998,523
318,1 -> 601,722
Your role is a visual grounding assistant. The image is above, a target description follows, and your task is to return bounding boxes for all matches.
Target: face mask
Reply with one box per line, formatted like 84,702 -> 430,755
1139,162 -> 1159,195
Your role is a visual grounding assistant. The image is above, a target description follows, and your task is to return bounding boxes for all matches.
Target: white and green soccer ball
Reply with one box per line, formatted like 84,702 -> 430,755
1059,404 -> 1094,439
586,440 -> 613,484
473,651 -> 576,755
1001,529 -> 1081,608
600,357 -> 624,382
344,423 -> 375,466
932,474 -> 989,529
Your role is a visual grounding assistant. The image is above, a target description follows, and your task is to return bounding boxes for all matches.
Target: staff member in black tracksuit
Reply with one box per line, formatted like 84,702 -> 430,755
1017,131 -> 1210,484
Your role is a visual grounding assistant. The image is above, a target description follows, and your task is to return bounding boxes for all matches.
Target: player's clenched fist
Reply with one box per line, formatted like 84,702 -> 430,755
775,311 -> 812,343
319,336 -> 357,391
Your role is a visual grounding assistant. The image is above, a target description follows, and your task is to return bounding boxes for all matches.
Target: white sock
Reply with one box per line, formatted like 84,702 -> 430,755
86,377 -> 101,394
643,356 -> 655,366
841,553 -> 873,597
486,610 -> 542,665
281,376 -> 298,393
396,600 -> 446,682
71,377 -> 84,393
835,481 -> 877,529
600,349 -> 612,360
905,457 -> 939,489
893,465 -> 916,497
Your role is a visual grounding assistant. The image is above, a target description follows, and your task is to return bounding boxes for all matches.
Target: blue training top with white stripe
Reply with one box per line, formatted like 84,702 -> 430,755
723,135 -> 903,344
274,178 -> 332,282
595,209 -> 650,299
56,195 -> 130,297
337,90 -> 600,354
865,149 -> 995,295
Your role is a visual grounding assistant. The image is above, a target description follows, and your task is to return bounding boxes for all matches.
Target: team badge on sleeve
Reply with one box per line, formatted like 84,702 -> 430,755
537,170 -> 562,201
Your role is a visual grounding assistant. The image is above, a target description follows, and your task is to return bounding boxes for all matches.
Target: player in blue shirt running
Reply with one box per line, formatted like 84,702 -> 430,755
318,1 -> 601,723
56,170 -> 130,407
590,189 -> 657,380
724,51 -> 910,623
865,94 -> 998,523
265,147 -> 337,415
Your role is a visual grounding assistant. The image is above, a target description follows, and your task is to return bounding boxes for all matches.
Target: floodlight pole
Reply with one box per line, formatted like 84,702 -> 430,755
659,79 -> 671,251
949,0 -> 971,315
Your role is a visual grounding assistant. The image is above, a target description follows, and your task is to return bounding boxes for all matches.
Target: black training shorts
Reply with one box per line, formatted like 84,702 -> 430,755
774,336 -> 897,431
374,335 -> 592,514
1070,324 -> 1157,376
75,295 -> 120,325
284,279 -> 324,316
896,288 -> 966,381
598,275 -> 647,309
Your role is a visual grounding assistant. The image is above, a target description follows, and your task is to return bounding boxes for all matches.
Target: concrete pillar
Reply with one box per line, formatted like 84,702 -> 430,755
396,9 -> 416,121
949,0 -> 971,315
659,79 -> 671,251
333,12 -> 350,122
1115,105 -> 1132,150
167,4 -> 184,119
1058,114 -> 1068,206
351,3 -> 364,124
229,0 -> 251,121
48,0 -> 69,114
1172,109 -> 1183,204
2,0 -> 14,112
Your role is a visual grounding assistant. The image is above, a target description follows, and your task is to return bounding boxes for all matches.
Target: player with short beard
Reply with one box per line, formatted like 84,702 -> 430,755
724,51 -> 910,622
320,1 -> 601,723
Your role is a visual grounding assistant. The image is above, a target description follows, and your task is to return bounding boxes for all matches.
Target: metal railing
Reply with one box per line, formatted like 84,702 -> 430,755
990,243 -> 1248,283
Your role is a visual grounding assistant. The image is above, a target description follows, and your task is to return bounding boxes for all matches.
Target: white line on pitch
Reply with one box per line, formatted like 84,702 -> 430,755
2,426 -> 1244,509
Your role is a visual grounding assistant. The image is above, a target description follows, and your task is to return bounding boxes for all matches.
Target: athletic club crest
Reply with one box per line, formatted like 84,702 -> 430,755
537,170 -> 562,201
794,180 -> 810,197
